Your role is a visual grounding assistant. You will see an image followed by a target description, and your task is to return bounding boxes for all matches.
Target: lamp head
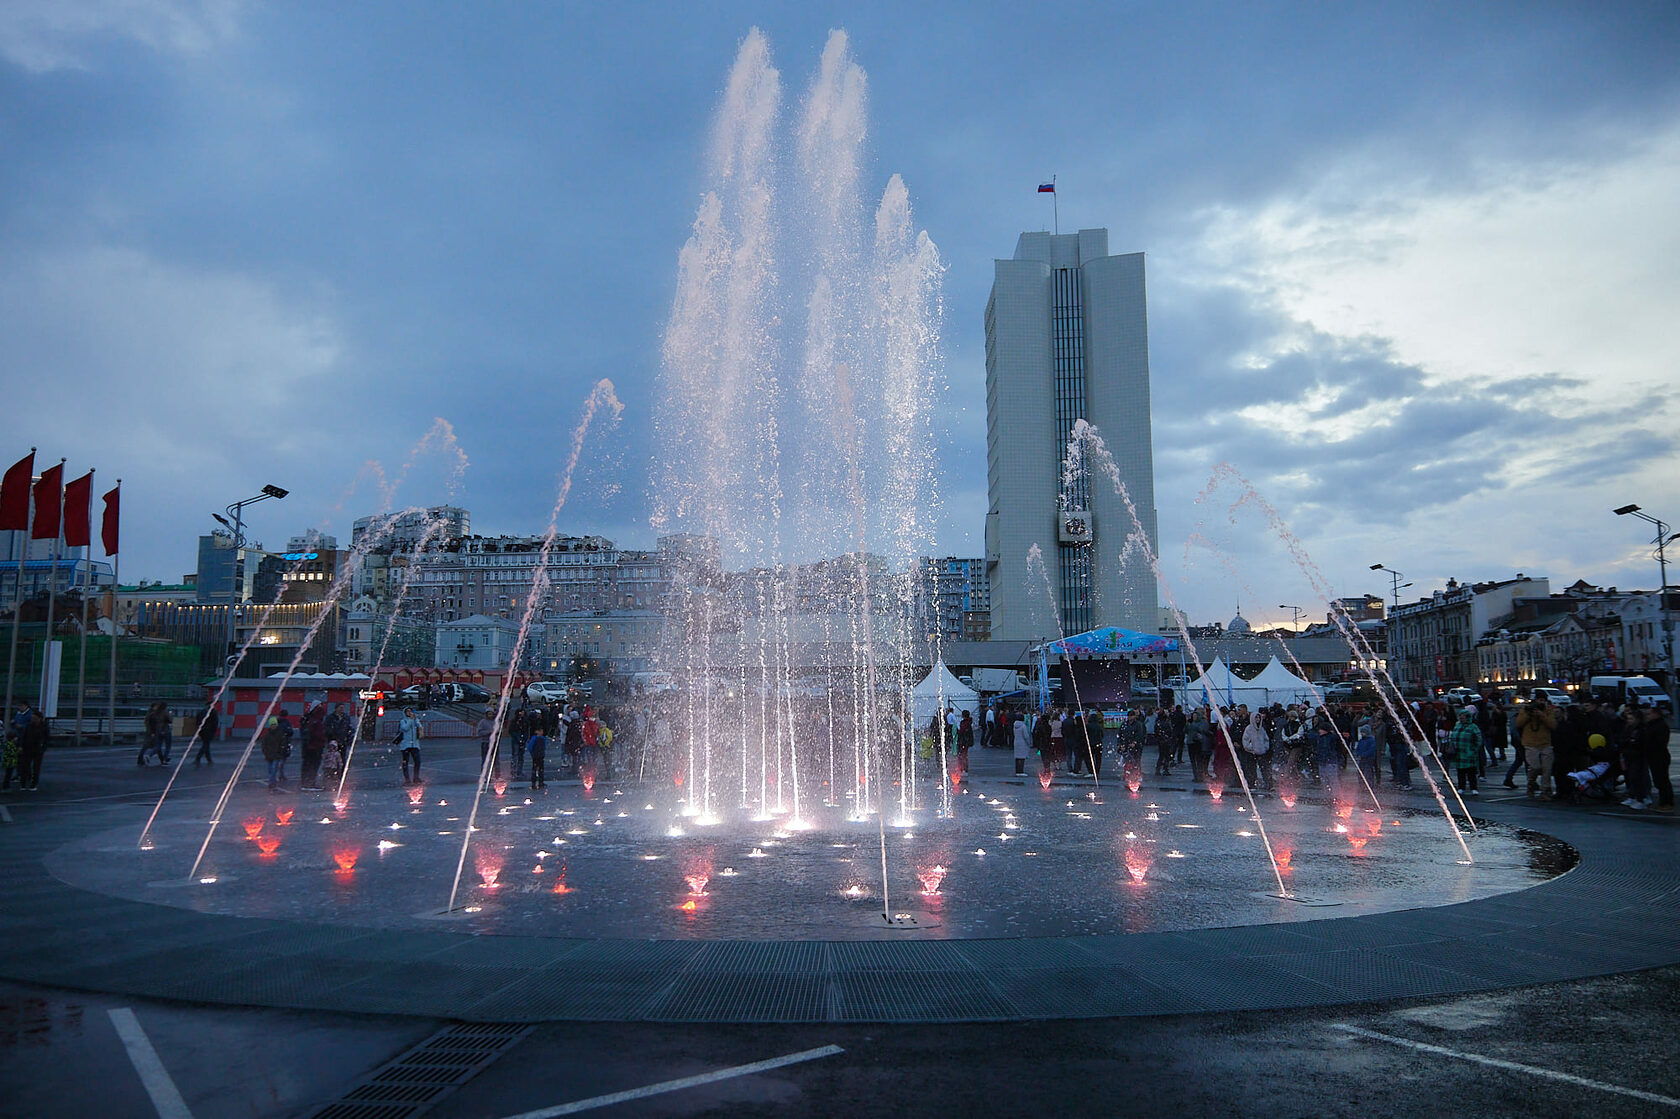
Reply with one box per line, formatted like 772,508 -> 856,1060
261,484 -> 289,500
1614,504 -> 1640,516
1369,563 -> 1384,571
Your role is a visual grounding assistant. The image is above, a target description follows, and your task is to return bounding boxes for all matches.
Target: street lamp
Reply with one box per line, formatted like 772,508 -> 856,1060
1279,604 -> 1304,631
1370,564 -> 1414,689
219,485 -> 288,678
1614,504 -> 1676,683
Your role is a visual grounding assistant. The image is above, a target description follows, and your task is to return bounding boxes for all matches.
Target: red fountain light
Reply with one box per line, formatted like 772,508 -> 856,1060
917,864 -> 948,896
1123,848 -> 1151,883
332,846 -> 359,872
1335,801 -> 1353,819
476,851 -> 503,890
673,773 -> 684,787
950,767 -> 962,790
551,876 -> 573,895
406,786 -> 425,806
1274,845 -> 1293,870
1207,780 -> 1225,802
275,808 -> 294,826
492,777 -> 508,797
679,898 -> 698,913
1038,770 -> 1053,790
1280,791 -> 1297,809
1347,835 -> 1369,855
1366,817 -> 1383,837
582,770 -> 596,795
242,817 -> 265,840
685,874 -> 709,897
255,835 -> 281,856
1125,771 -> 1142,796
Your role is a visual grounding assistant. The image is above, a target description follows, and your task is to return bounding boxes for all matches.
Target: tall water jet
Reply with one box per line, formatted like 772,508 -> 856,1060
652,28 -> 944,828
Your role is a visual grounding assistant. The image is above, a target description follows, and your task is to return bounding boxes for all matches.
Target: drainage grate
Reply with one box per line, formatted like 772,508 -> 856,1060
303,1021 -> 532,1119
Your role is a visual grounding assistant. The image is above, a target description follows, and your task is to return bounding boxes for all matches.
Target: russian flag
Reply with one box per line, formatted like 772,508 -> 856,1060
1038,182 -> 1056,193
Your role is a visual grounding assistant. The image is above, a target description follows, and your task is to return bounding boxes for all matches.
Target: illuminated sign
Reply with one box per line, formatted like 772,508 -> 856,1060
281,552 -> 320,561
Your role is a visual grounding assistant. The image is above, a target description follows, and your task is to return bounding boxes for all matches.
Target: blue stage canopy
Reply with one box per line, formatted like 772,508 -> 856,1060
1045,626 -> 1179,657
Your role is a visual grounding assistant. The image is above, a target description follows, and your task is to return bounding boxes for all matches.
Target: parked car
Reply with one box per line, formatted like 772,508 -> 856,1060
451,682 -> 495,704
525,681 -> 567,703
1527,686 -> 1573,707
1588,675 -> 1672,714
1444,687 -> 1484,707
1322,681 -> 1380,704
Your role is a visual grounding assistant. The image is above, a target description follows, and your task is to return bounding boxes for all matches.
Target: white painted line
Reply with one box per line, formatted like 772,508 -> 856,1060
497,1043 -> 845,1118
1334,1024 -> 1680,1108
108,1008 -> 194,1119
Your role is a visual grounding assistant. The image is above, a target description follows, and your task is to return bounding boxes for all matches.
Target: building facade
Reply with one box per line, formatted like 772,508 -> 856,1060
984,228 -> 1159,640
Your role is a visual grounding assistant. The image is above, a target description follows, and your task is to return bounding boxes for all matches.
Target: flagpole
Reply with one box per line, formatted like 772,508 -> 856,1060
5,449 -> 37,724
1053,174 -> 1058,235
74,469 -> 94,746
39,459 -> 65,714
106,481 -> 120,747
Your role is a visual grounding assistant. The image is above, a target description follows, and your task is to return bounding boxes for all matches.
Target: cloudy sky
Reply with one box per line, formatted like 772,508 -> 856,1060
3,1 -> 1677,627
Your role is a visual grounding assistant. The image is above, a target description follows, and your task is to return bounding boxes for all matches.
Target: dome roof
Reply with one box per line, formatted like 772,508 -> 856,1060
1228,612 -> 1252,634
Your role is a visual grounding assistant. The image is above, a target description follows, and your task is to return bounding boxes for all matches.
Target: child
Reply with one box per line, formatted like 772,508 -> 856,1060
527,728 -> 548,790
320,739 -> 344,783
1449,708 -> 1482,796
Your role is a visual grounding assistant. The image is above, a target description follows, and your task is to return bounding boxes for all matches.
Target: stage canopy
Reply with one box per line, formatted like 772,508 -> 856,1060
1045,626 -> 1179,657
911,659 -> 980,721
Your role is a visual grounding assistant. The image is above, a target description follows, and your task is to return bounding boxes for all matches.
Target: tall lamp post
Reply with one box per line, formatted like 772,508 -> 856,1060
217,485 -> 288,679
1614,504 -> 1676,685
1370,564 -> 1414,688
1279,604 -> 1304,631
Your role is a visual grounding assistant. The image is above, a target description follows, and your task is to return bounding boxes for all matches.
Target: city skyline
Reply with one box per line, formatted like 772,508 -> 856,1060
3,4 -> 1677,628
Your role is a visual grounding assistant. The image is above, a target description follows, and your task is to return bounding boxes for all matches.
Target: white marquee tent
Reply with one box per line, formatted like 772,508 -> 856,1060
911,659 -> 980,722
1247,656 -> 1321,706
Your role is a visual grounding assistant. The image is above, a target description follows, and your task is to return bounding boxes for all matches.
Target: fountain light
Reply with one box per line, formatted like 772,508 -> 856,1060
139,837 -> 155,851
747,848 -> 767,858
617,812 -> 630,818
1207,781 -> 1225,802
275,808 -> 294,826
407,787 -> 425,805
974,848 -> 987,857
582,772 -> 595,794
1275,845 -> 1293,870
843,884 -> 867,899
332,847 -> 359,872
1236,830 -> 1254,837
524,798 -> 532,806
569,828 -> 589,836
1333,823 -> 1348,833
318,817 -> 332,824
492,778 -> 507,797
917,865 -> 948,896
241,817 -> 265,840
645,804 -> 655,811
1347,835 -> 1368,855
531,864 -> 543,874
1280,792 -> 1298,809
551,877 -> 572,895
685,874 -> 709,897
463,905 -> 482,913
332,800 -> 348,816
255,835 -> 281,856
1144,812 -> 1160,822
1124,831 -> 1138,840
1175,823 -> 1202,829
1038,771 -> 1054,790
198,876 -> 218,884
476,851 -> 503,889
1164,849 -> 1186,859
1123,848 -> 1150,882
1335,802 -> 1353,819
1366,818 -> 1383,837
786,817 -> 815,831
1125,771 -> 1142,795
376,840 -> 401,853
641,854 -> 662,861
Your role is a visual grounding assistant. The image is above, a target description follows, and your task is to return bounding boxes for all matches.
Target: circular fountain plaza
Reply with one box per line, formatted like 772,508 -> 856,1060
56,738 -> 1571,943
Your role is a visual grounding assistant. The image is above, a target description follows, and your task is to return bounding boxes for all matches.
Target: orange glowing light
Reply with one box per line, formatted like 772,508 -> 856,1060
674,774 -> 684,787
1038,771 -> 1053,790
1335,802 -> 1353,819
1123,848 -> 1151,883
1274,846 -> 1293,869
275,808 -> 294,826
680,898 -> 698,912
1207,782 -> 1225,802
242,817 -> 265,840
1125,772 -> 1142,795
1280,794 -> 1297,809
407,786 -> 425,805
492,778 -> 507,797
1348,835 -> 1368,854
256,835 -> 281,856
332,847 -> 359,872
551,879 -> 573,895
1366,818 -> 1383,836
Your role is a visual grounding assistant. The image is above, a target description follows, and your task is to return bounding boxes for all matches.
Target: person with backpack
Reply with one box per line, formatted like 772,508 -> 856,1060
139,701 -> 172,766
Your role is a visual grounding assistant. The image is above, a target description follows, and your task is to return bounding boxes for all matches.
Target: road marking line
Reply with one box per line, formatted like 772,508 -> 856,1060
1333,1024 -> 1680,1108
497,1044 -> 845,1118
108,1008 -> 194,1119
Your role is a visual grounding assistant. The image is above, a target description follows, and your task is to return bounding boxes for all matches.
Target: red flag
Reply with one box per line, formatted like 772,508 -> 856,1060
63,471 -> 93,548
102,485 -> 120,556
0,451 -> 32,531
31,462 -> 63,541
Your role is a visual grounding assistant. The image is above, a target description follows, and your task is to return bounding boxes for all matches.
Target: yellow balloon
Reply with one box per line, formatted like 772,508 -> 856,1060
1588,733 -> 1606,750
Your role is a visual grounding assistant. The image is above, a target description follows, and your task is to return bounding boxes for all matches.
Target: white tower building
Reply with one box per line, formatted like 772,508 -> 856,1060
984,228 -> 1159,639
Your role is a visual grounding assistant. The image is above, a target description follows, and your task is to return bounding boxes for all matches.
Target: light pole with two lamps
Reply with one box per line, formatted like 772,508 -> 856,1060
215,484 -> 288,679
1613,504 -> 1676,687
1370,564 -> 1414,688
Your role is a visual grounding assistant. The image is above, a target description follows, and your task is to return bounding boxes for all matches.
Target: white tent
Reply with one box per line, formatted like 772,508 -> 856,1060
911,659 -> 980,723
1247,656 -> 1321,706
1187,657 -> 1270,709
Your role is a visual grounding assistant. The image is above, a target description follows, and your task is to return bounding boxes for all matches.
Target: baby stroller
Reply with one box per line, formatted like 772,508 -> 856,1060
1565,736 -> 1622,803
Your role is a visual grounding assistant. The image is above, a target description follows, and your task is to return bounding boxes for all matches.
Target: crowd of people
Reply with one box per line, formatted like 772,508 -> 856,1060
972,688 -> 1673,811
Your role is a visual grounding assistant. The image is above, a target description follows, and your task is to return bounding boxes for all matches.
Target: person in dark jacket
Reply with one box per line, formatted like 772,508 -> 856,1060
191,699 -> 219,768
17,710 -> 49,790
300,702 -> 328,790
261,716 -> 288,792
956,709 -> 973,781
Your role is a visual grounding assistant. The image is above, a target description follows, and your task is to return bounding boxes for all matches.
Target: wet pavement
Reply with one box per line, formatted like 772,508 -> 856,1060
0,736 -> 1675,1116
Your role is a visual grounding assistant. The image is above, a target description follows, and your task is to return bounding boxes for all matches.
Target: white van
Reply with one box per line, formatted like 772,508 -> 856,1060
1589,675 -> 1672,713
